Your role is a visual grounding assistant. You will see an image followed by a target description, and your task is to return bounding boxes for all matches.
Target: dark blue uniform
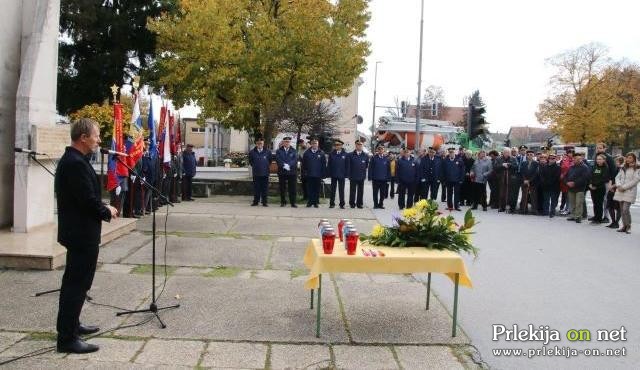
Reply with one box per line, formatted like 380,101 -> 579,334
328,149 -> 348,208
347,150 -> 368,208
249,147 -> 272,205
302,148 -> 326,207
368,154 -> 391,208
424,155 -> 443,200
443,155 -> 465,210
276,146 -> 298,206
182,150 -> 197,201
396,156 -> 418,209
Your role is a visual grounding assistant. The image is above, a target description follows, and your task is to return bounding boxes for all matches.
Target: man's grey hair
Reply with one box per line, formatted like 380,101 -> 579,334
70,118 -> 98,141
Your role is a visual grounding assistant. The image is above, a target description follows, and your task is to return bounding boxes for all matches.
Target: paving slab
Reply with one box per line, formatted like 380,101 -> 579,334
201,342 -> 267,368
253,270 -> 291,281
133,339 -> 204,367
368,274 -> 415,284
0,358 -> 90,369
0,332 -> 27,353
230,217 -> 321,237
99,232 -> 152,264
123,236 -> 271,269
270,344 -> 331,370
270,241 -> 309,270
0,270 -> 149,333
395,346 -> 464,370
0,339 -> 65,360
332,345 -> 398,370
98,263 -> 134,274
66,338 -> 145,363
136,214 -> 231,233
115,276 -> 348,343
336,280 -> 469,344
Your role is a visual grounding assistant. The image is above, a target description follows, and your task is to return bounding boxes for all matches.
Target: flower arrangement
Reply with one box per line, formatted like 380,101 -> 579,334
361,199 -> 478,256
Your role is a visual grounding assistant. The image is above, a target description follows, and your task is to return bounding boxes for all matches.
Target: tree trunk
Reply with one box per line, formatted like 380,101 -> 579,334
296,125 -> 303,152
623,131 -> 631,155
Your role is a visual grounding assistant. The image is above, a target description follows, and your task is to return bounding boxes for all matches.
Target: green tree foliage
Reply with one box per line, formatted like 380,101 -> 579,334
147,0 -> 370,147
58,0 -> 178,114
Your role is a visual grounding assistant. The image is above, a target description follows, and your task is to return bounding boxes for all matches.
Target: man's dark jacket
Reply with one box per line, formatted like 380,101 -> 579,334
55,146 -> 112,248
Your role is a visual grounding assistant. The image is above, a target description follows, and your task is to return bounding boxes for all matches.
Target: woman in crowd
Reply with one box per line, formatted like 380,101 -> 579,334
606,156 -> 625,229
612,153 -> 640,234
588,154 -> 611,224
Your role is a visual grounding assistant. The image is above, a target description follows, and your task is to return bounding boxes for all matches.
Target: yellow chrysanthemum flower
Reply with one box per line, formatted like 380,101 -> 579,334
415,199 -> 428,210
371,224 -> 385,238
448,223 -> 458,232
402,207 -> 418,219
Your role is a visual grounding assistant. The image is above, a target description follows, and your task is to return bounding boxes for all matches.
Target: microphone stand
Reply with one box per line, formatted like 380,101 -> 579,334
112,154 -> 180,328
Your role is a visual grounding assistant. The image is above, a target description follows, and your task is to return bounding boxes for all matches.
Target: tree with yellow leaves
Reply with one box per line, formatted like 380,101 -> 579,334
146,0 -> 370,147
600,65 -> 640,153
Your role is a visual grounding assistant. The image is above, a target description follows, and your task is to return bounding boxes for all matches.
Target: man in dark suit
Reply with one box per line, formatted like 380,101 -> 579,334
424,147 -> 443,200
302,137 -> 327,208
328,139 -> 348,208
55,118 -> 118,353
396,149 -> 418,209
442,147 -> 465,211
347,140 -> 368,208
518,149 -> 539,214
181,144 -> 197,201
276,136 -> 298,207
368,145 -> 391,209
248,137 -> 272,206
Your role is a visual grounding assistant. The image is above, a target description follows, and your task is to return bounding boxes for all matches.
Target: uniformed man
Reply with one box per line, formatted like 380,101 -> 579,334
396,149 -> 418,209
248,137 -> 272,206
442,147 -> 465,211
328,139 -> 348,208
414,148 -> 428,202
493,148 -> 519,213
347,140 -> 368,208
424,147 -> 443,200
276,136 -> 298,207
518,149 -> 539,214
368,145 -> 391,209
302,137 -> 326,208
182,144 -> 196,201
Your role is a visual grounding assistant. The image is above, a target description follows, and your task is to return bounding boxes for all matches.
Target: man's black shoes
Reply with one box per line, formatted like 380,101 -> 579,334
57,338 -> 99,354
78,324 -> 100,335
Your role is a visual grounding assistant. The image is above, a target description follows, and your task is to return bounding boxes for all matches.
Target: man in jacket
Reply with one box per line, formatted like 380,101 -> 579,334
368,145 -> 391,209
414,148 -> 428,202
518,150 -> 539,214
424,147 -> 443,201
538,154 -> 561,217
493,148 -> 519,213
302,138 -> 327,208
591,142 -> 616,223
347,141 -> 368,208
396,149 -> 418,209
248,137 -> 272,206
442,147 -> 465,211
181,144 -> 197,201
470,150 -> 492,211
55,118 -> 118,353
327,139 -> 348,208
565,152 -> 591,223
276,136 -> 298,207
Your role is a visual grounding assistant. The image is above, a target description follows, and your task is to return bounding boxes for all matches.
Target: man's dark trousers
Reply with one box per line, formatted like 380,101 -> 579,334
278,174 -> 297,205
330,178 -> 345,207
372,180 -> 387,207
446,182 -> 461,209
349,180 -> 364,207
306,177 -> 321,205
57,245 -> 99,343
253,176 -> 268,205
398,181 -> 416,209
182,175 -> 193,200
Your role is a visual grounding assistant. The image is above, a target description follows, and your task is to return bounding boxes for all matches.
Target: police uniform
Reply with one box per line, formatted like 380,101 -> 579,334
302,145 -> 326,207
368,149 -> 391,209
347,145 -> 369,208
424,152 -> 443,200
328,141 -> 348,208
248,142 -> 272,206
276,138 -> 298,207
396,155 -> 418,209
442,153 -> 465,210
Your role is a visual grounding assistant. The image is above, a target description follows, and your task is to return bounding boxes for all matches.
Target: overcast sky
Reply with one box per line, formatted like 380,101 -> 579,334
357,0 -> 640,135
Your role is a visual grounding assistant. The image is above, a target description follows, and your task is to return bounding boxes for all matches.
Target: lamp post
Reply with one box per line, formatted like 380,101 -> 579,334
371,61 -> 382,151
414,0 -> 425,150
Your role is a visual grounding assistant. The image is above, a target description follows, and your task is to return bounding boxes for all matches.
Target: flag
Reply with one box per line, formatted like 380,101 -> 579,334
106,103 -> 125,191
126,93 -> 145,167
148,95 -> 158,160
169,113 -> 176,155
158,105 -> 167,158
163,109 -> 171,164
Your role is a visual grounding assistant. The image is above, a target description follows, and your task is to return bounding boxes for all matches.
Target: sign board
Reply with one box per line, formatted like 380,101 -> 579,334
32,125 -> 69,159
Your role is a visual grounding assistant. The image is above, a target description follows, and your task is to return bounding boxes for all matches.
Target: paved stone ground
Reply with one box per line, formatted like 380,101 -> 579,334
0,195 -> 482,369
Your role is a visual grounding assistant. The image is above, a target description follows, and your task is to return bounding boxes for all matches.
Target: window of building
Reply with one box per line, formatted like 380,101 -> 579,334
191,127 -> 205,133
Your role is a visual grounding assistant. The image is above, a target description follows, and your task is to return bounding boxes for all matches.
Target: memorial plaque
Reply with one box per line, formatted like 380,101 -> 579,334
32,125 -> 69,159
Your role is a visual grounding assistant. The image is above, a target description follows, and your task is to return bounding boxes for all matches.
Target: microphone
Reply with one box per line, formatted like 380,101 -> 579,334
14,147 -> 46,156
100,148 -> 129,157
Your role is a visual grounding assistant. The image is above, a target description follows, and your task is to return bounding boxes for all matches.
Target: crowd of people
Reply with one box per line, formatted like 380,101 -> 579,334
249,137 -> 640,234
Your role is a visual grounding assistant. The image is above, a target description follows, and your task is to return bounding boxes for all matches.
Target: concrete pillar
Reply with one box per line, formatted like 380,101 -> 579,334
12,0 -> 60,232
0,1 -> 23,228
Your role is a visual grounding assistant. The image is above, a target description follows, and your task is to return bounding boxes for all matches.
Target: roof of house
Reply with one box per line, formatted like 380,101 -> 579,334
507,126 -> 555,143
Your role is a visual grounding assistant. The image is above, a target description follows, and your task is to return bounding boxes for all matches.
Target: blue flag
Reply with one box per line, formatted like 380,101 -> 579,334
148,96 -> 158,160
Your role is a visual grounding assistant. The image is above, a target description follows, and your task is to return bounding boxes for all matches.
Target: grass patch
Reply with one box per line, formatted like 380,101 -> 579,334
290,268 -> 307,279
28,332 -> 57,341
131,264 -> 177,276
202,266 -> 241,278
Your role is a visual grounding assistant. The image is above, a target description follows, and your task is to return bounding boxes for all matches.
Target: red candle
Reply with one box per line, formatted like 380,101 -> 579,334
337,219 -> 349,242
346,230 -> 359,255
322,228 -> 336,254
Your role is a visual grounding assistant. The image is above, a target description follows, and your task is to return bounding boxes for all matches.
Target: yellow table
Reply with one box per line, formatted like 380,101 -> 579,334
303,239 -> 473,337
